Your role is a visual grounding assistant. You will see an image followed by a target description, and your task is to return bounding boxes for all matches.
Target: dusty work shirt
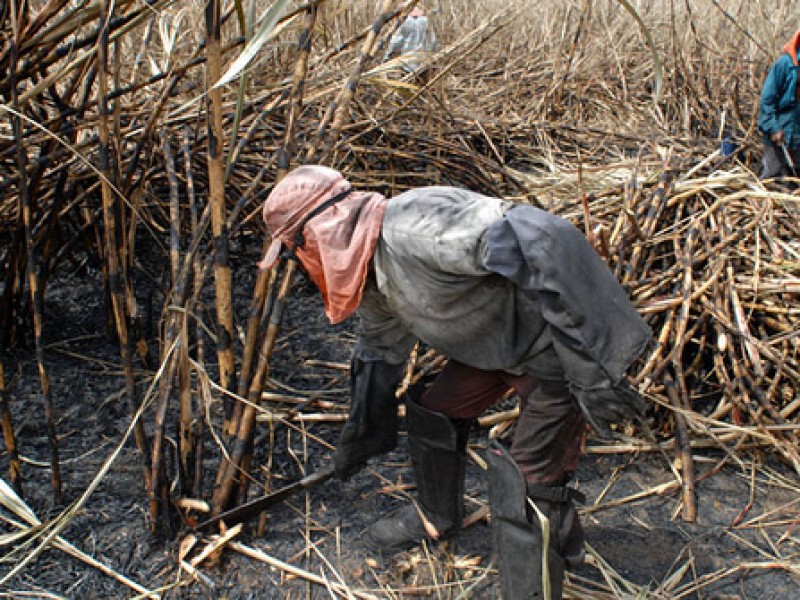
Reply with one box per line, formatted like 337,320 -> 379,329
356,186 -> 650,393
383,14 -> 437,71
357,187 -> 555,376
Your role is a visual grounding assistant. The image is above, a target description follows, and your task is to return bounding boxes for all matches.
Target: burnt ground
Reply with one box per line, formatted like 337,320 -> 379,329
2,236 -> 800,599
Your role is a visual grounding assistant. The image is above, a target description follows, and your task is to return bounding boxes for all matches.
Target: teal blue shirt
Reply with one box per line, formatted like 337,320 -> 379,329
758,52 -> 800,148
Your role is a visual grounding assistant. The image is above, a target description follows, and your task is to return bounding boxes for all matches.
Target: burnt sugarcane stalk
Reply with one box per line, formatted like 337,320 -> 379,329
0,226 -> 25,347
121,73 -> 183,201
163,131 -> 181,291
8,27 -> 62,503
0,361 -> 23,496
212,260 -> 297,515
97,0 -> 151,493
205,167 -> 276,502
718,207 -> 767,390
205,0 -> 237,401
623,167 -> 673,286
162,130 -> 198,496
664,373 -> 697,522
633,307 -> 675,388
220,5 -> 322,506
309,0 -> 396,163
231,3 -> 319,438
668,212 -> 698,522
184,169 -> 276,506
184,126 -> 206,500
149,201 -> 213,530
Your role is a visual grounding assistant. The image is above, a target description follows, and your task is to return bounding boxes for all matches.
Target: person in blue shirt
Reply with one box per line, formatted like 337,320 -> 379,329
758,28 -> 800,179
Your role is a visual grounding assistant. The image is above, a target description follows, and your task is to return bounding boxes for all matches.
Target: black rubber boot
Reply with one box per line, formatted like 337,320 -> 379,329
366,395 -> 470,554
486,440 -> 585,600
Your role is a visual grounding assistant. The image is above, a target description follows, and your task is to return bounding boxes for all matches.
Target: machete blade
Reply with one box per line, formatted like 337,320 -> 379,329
194,463 -> 336,531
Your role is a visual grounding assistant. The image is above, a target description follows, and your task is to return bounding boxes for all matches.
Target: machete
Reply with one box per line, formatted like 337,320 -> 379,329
195,463 -> 336,531
781,143 -> 798,178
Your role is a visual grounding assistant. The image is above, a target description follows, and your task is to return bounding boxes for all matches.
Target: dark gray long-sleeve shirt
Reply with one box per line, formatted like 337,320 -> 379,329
356,186 -> 650,394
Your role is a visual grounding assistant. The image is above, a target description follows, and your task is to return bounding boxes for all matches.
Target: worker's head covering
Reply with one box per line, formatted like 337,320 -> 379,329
783,28 -> 800,65
409,7 -> 425,17
259,165 -> 387,324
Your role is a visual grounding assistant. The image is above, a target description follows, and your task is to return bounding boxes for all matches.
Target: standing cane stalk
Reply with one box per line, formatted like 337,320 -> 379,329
213,3 -> 321,512
0,361 -> 23,496
8,12 -> 62,504
97,0 -> 151,495
205,0 -> 237,400
184,125 -> 206,499
230,2 -> 319,436
162,130 -> 197,496
212,260 -> 297,515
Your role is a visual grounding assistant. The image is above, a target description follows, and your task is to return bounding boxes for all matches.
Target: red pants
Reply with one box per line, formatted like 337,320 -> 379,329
420,360 -> 585,484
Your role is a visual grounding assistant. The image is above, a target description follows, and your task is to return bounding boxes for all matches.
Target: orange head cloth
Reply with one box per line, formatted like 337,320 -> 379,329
783,28 -> 800,66
259,165 -> 388,324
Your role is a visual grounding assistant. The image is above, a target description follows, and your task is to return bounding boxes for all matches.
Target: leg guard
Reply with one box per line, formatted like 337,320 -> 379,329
367,394 -> 470,552
487,440 -> 585,600
406,394 -> 470,535
334,347 -> 406,480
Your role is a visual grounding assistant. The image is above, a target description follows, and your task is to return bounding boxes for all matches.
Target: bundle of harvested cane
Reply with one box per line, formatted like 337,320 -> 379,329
528,158 -> 800,519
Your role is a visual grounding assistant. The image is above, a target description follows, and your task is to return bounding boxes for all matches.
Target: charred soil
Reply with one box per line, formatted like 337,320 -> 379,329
1,243 -> 799,600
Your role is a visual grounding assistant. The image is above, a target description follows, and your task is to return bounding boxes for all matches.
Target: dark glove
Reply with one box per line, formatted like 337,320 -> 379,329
771,130 -> 786,145
571,380 -> 646,439
333,349 -> 406,479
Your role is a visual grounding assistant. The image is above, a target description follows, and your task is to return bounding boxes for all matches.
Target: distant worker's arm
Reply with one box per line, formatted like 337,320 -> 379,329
758,57 -> 793,139
384,26 -> 408,61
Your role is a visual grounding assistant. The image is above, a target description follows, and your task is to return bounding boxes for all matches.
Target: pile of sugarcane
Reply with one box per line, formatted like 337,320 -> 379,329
544,159 -> 800,521
2,0 -> 799,541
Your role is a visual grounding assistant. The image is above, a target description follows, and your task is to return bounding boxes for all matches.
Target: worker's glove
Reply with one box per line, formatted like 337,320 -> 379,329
333,348 -> 406,480
771,130 -> 786,145
571,380 -> 646,439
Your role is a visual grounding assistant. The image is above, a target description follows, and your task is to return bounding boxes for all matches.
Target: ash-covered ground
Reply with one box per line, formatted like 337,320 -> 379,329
1,238 -> 799,599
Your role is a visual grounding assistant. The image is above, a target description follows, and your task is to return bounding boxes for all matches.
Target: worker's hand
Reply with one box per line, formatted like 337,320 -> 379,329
572,381 -> 647,439
771,130 -> 786,145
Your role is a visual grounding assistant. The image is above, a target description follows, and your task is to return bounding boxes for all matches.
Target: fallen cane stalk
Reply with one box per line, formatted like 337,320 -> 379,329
228,540 -> 380,600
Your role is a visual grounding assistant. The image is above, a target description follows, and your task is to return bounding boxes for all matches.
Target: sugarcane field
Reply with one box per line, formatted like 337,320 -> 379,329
3,0 -> 800,597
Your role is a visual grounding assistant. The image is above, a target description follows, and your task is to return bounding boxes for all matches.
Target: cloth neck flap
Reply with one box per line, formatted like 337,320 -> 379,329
263,166 -> 387,324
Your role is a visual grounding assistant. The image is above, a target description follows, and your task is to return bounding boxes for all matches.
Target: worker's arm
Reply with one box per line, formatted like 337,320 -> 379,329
383,23 -> 409,61
333,279 -> 416,479
481,206 -> 652,437
758,55 -> 794,142
333,343 -> 407,479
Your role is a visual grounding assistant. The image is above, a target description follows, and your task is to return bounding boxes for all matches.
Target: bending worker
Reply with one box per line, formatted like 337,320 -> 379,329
758,27 -> 800,179
258,165 -> 652,599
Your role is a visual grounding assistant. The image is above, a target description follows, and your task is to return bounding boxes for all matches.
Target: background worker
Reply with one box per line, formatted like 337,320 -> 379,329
758,27 -> 800,179
383,6 -> 438,75
259,165 -> 652,599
